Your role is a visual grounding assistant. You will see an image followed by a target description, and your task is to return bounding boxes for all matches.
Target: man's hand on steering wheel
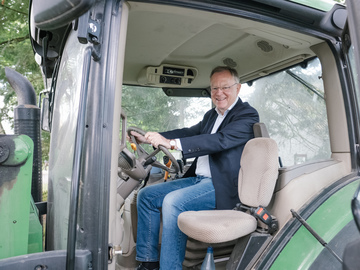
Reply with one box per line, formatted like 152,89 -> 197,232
128,130 -> 149,144
129,130 -> 172,150
144,132 -> 172,149
127,127 -> 180,174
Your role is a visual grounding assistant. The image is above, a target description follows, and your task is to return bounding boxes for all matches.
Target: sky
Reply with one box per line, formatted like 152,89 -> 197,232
0,94 -> 13,134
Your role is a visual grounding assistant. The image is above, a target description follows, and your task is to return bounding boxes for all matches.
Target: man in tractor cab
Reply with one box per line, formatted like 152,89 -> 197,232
130,66 -> 259,270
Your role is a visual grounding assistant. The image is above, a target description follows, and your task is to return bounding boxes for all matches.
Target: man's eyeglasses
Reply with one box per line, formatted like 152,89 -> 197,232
210,82 -> 238,92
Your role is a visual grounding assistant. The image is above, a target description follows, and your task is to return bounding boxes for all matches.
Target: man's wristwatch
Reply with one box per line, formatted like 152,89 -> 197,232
170,140 -> 176,150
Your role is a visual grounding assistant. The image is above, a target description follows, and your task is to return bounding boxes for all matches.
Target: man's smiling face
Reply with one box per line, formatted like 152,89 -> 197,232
210,70 -> 241,115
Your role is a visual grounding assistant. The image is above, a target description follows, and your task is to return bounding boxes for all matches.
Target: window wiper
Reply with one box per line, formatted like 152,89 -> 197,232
291,209 -> 343,263
286,70 -> 325,100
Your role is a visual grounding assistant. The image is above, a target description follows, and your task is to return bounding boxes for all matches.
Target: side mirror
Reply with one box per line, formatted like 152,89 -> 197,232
32,0 -> 96,30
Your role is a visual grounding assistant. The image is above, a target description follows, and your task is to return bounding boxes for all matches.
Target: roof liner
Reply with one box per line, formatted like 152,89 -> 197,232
123,1 -> 328,87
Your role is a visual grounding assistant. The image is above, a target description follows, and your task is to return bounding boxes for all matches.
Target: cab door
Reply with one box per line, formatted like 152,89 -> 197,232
341,0 -> 360,171
29,0 -> 128,270
342,1 -> 360,268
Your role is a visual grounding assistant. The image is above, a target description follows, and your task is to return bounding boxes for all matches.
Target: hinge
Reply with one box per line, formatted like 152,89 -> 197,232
88,19 -> 101,44
77,10 -> 102,60
77,11 -> 101,45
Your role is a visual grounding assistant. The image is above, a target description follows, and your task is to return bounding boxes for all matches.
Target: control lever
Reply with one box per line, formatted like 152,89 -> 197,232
163,156 -> 172,181
144,156 -> 157,166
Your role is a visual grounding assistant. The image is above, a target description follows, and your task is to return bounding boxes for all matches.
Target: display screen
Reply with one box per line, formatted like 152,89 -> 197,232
163,67 -> 185,76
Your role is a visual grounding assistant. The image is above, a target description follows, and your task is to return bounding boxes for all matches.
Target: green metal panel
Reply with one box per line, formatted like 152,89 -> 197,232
28,198 -> 43,254
270,180 -> 359,269
0,135 -> 34,259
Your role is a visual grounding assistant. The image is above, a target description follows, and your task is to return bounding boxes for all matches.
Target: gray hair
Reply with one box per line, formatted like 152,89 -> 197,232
210,66 -> 240,83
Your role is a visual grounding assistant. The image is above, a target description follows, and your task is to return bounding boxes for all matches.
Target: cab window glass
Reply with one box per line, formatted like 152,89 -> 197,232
121,86 -> 212,160
242,58 -> 330,166
47,30 -> 88,249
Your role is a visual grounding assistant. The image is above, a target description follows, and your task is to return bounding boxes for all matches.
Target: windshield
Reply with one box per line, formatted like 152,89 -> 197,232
122,86 -> 211,130
121,86 -> 212,160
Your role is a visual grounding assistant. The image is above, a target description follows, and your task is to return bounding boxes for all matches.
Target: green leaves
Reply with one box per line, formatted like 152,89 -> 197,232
1,0 -> 46,162
0,0 -> 42,129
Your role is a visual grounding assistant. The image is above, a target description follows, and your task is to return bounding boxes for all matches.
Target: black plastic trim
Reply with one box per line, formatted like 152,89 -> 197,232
35,201 -> 47,216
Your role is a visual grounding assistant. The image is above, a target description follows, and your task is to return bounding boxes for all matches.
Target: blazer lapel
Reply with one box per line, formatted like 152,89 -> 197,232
217,98 -> 242,131
203,109 -> 218,134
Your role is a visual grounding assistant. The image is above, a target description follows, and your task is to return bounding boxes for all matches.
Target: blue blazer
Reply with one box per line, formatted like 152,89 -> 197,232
161,98 -> 259,209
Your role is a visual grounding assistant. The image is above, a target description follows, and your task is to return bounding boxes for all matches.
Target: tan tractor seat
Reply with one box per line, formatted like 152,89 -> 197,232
178,137 -> 279,244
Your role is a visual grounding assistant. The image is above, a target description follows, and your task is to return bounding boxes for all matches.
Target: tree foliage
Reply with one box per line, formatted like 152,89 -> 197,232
121,85 -> 211,133
0,0 -> 49,163
246,58 -> 330,165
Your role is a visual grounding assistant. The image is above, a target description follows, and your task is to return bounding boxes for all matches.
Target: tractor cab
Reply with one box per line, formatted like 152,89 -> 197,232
2,0 -> 360,269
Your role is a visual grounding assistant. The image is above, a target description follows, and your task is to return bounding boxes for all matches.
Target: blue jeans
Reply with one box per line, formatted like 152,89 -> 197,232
136,176 -> 216,270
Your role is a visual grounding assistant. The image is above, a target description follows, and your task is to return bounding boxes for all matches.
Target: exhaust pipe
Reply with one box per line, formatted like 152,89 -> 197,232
5,67 -> 42,203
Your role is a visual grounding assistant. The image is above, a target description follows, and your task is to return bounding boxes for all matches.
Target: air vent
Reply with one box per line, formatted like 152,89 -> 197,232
257,40 -> 273,53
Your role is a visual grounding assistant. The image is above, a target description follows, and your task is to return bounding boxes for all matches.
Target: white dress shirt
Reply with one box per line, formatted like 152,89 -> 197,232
175,98 -> 239,178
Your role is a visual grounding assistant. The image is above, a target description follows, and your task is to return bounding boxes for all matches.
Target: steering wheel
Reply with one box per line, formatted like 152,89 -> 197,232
127,126 -> 180,174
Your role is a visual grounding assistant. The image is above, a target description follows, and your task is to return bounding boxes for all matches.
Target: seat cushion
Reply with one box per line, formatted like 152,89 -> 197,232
178,210 -> 257,243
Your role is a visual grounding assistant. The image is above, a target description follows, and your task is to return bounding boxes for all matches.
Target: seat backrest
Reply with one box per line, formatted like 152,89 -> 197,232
253,122 -> 270,138
238,137 -> 278,208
